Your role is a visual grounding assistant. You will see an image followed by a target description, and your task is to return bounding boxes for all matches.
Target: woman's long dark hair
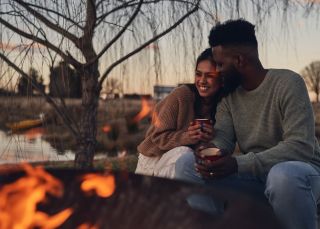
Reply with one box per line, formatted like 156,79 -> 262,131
186,48 -> 238,124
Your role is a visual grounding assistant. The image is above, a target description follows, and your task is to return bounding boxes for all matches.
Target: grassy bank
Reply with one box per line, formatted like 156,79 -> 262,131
0,96 -> 153,157
1,96 -> 320,171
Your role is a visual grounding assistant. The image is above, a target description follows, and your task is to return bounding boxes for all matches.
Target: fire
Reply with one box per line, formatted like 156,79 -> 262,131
132,97 -> 153,123
23,127 -> 46,140
102,124 -> 112,133
33,208 -> 73,228
0,164 -> 72,229
81,173 -> 116,198
78,223 -> 98,229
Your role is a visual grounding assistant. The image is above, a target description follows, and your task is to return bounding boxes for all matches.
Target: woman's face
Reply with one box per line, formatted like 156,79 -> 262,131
195,60 -> 221,98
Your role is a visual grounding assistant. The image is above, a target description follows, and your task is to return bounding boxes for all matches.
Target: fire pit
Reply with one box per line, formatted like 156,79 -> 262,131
0,165 -> 282,229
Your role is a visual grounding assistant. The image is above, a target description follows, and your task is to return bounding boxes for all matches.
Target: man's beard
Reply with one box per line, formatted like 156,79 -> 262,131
221,66 -> 242,94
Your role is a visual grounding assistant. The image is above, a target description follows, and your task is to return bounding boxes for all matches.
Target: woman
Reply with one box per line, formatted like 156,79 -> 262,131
136,48 -> 232,179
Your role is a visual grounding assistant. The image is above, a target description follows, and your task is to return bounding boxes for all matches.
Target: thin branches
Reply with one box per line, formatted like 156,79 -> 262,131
98,0 -> 200,87
0,52 -> 79,137
0,17 -> 81,68
19,2 -> 84,30
15,0 -> 80,47
88,0 -> 143,66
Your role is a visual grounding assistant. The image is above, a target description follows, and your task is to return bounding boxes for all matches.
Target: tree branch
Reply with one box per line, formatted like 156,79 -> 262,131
96,0 -> 198,26
82,0 -> 97,41
15,0 -> 80,46
98,0 -> 200,87
0,17 -> 81,68
96,0 -> 137,26
18,1 -> 84,30
88,0 -> 143,66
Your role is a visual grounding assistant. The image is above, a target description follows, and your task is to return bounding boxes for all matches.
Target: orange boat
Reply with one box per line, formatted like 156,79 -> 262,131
6,119 -> 43,131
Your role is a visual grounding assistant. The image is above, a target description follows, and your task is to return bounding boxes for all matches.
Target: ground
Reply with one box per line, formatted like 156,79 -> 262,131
1,96 -> 320,172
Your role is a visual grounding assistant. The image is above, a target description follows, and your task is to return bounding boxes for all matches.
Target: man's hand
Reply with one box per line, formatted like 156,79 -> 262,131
195,147 -> 238,179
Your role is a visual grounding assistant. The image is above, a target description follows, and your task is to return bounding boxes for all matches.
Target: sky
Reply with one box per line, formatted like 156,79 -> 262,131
258,12 -> 320,75
103,2 -> 320,96
0,1 -> 319,97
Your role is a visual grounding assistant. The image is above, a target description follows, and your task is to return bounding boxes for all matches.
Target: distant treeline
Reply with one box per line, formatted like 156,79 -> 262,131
14,61 -> 82,98
0,88 -> 16,96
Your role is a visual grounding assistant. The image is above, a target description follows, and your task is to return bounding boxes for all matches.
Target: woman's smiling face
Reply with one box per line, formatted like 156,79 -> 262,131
195,60 -> 221,98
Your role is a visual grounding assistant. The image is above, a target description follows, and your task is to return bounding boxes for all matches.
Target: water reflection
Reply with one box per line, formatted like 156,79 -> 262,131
0,130 -> 74,164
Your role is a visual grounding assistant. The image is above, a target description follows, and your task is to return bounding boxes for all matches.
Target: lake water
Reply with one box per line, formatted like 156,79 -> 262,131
0,130 -> 74,164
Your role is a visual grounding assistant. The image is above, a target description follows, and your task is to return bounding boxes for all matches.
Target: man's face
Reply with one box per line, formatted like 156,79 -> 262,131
212,46 -> 242,88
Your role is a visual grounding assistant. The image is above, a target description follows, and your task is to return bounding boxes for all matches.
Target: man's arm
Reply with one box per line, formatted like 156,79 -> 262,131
211,98 -> 237,153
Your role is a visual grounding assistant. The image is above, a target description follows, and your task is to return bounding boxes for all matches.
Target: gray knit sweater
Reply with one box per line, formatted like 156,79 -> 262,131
212,69 -> 320,177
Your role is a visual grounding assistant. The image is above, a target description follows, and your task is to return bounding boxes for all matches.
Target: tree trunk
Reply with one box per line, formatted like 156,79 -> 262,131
74,62 -> 100,168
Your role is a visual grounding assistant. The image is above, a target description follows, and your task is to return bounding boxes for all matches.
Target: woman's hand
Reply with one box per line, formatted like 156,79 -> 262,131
187,122 -> 202,144
187,121 -> 214,144
198,122 -> 214,142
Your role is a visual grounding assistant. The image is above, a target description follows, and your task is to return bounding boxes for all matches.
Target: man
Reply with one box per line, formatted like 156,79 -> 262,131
175,19 -> 320,229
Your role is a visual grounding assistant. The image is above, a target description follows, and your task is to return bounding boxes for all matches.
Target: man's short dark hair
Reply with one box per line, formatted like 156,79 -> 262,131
209,19 -> 257,48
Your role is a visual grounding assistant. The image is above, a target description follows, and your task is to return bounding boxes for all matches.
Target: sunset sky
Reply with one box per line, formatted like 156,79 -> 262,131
0,1 -> 319,97
101,2 -> 320,96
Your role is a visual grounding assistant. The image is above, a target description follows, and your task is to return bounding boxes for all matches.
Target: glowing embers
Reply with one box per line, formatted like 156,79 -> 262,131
0,164 -> 72,229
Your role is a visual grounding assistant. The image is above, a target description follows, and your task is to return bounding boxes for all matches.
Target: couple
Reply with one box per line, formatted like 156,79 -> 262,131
137,19 -> 320,229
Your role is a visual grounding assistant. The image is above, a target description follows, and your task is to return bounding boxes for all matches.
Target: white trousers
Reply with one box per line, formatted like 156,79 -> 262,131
135,146 -> 194,179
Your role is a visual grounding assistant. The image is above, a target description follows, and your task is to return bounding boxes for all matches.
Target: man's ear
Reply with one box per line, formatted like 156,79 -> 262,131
233,54 -> 245,69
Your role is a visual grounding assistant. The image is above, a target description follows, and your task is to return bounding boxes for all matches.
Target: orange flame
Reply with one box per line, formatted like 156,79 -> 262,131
23,127 -> 46,140
81,173 -> 116,198
132,98 -> 153,123
78,223 -> 98,229
102,125 -> 112,133
0,164 -> 73,229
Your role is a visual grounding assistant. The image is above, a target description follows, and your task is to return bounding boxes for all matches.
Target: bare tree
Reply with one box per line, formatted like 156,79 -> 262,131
0,0 -> 202,168
0,0 -> 319,168
302,61 -> 320,103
